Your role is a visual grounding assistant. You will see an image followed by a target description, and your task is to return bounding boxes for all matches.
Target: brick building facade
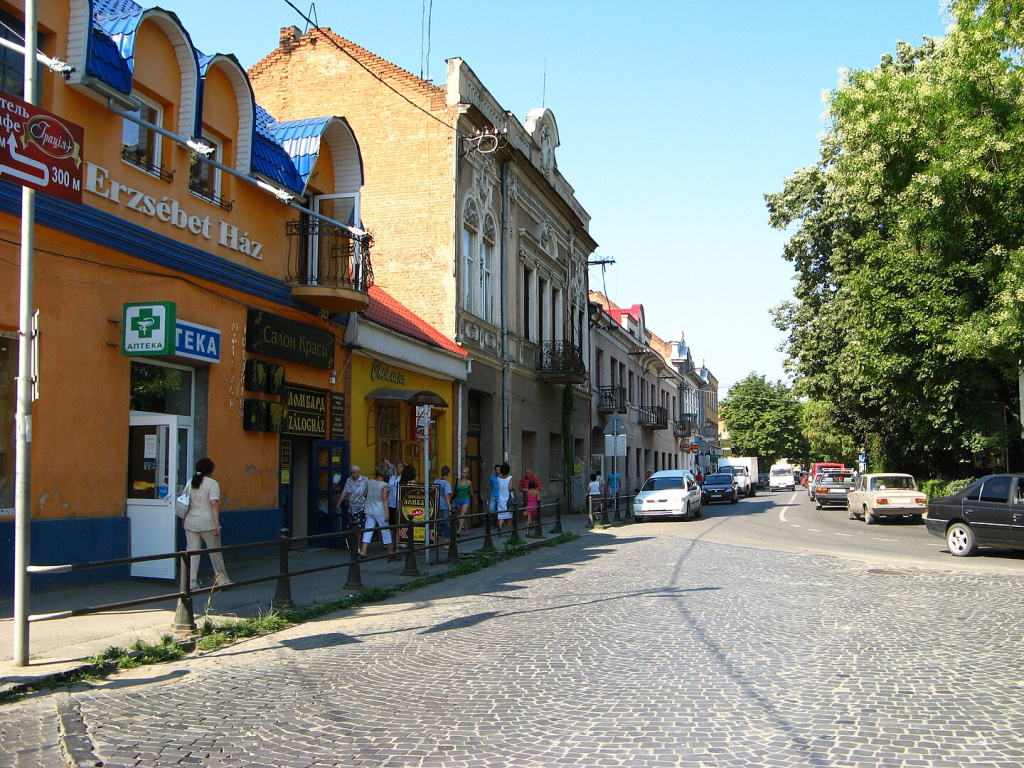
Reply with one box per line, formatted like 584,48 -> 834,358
250,27 -> 597,506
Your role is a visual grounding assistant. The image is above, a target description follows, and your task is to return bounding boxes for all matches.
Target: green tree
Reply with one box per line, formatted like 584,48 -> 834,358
720,374 -> 808,466
766,1 -> 1024,477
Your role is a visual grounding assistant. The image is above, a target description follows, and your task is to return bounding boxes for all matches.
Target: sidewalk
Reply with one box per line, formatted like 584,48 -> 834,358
0,511 -> 593,695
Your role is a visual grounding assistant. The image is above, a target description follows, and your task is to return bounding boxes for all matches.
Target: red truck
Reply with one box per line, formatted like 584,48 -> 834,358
805,462 -> 845,487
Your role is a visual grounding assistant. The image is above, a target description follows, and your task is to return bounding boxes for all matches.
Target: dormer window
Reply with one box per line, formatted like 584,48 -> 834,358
189,135 -> 231,210
122,94 -> 170,180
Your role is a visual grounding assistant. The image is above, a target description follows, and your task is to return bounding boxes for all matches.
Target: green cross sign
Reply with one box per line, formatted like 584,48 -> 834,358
123,302 -> 176,356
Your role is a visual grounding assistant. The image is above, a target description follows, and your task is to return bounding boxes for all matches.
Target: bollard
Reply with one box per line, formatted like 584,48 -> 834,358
624,493 -> 634,522
612,493 -> 622,523
272,527 -> 293,610
587,495 -> 595,528
171,551 -> 196,633
402,515 -> 421,576
344,522 -> 363,589
480,501 -> 496,553
527,499 -> 544,538
601,495 -> 610,526
509,500 -> 522,542
446,513 -> 460,563
550,498 -> 563,534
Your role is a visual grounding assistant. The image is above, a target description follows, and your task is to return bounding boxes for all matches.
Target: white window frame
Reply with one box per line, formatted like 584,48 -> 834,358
190,133 -> 223,203
309,193 -> 361,283
462,224 -> 476,312
122,92 -> 163,175
480,228 -> 494,323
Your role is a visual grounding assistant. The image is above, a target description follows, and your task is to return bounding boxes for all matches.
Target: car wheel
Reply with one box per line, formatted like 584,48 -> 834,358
913,514 -> 924,524
730,493 -> 738,504
748,487 -> 756,497
814,501 -> 821,510
847,504 -> 857,520
682,502 -> 692,521
693,503 -> 702,519
865,507 -> 877,525
946,522 -> 977,556
633,514 -> 644,524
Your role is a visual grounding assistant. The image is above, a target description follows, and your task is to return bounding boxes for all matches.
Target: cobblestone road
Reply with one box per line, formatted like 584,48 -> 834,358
4,533 -> 1024,767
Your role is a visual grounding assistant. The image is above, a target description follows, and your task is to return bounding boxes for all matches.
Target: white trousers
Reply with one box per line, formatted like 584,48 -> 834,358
185,528 -> 229,585
361,509 -> 393,545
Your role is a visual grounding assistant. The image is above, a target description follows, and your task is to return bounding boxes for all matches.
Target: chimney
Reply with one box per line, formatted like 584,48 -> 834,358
280,26 -> 301,53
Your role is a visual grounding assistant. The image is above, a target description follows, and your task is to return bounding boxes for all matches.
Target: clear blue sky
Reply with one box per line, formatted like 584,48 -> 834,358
161,0 -> 950,394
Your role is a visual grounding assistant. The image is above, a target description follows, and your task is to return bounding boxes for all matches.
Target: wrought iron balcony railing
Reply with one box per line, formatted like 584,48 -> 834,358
638,405 -> 669,430
535,340 -> 586,384
596,385 -> 627,413
286,218 -> 374,313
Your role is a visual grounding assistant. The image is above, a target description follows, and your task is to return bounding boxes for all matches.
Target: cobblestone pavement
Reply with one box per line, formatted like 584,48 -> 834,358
4,533 -> 1024,767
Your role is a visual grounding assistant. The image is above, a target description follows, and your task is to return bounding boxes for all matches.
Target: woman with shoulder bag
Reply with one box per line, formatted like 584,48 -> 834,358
182,457 -> 231,589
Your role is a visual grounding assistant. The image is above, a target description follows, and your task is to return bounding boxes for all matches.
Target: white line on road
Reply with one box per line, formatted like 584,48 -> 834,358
806,528 -> 821,532
834,533 -> 854,537
779,508 -> 787,522
872,537 -> 898,542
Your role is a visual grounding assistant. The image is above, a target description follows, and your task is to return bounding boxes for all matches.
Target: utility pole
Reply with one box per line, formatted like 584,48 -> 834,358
13,0 -> 38,667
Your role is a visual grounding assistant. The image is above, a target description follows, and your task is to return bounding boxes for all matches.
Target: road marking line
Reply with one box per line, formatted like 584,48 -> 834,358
834,533 -> 854,537
872,537 -> 898,542
806,528 -> 821,532
791,524 -> 803,528
779,508 -> 787,522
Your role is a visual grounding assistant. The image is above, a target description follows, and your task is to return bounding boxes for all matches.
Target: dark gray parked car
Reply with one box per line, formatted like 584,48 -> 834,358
925,474 -> 1024,557
701,473 -> 738,504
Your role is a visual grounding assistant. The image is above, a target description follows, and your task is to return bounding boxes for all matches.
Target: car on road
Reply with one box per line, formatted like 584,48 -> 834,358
701,473 -> 739,504
755,472 -> 769,491
846,473 -> 927,524
812,470 -> 856,508
632,469 -> 702,522
769,463 -> 796,491
925,473 -> 1024,557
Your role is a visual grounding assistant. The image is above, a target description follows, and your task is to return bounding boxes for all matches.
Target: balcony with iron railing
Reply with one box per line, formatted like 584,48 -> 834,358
596,385 -> 627,413
638,405 -> 668,430
535,340 -> 587,384
286,218 -> 374,313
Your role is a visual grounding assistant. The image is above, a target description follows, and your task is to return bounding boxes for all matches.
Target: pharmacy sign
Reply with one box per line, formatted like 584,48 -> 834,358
123,302 -> 176,356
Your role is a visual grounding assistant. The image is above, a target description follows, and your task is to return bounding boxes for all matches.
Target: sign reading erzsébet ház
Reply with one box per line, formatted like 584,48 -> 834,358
0,91 -> 84,203
85,163 -> 263,259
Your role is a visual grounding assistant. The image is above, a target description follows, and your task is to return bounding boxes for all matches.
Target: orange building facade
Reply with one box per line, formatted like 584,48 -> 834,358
0,1 -> 464,589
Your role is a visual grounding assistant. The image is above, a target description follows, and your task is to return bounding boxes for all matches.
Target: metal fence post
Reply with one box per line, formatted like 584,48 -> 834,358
345,521 -> 364,589
612,493 -> 622,523
509,499 -> 522,542
171,551 -> 196,633
402,514 -> 421,576
624,493 -> 634,522
272,527 -> 293,610
480,500 -> 496,553
550,498 -> 563,534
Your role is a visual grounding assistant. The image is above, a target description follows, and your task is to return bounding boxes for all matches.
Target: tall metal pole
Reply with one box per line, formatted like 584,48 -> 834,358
13,0 -> 38,667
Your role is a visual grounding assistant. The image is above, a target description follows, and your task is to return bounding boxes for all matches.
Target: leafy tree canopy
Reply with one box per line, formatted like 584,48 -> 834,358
766,0 -> 1024,476
720,374 -> 808,467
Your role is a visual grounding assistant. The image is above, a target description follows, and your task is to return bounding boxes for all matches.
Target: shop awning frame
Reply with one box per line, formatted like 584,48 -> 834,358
365,388 -> 448,407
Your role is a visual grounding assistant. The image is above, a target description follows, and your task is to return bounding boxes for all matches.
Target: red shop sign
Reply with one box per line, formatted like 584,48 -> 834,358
0,91 -> 84,203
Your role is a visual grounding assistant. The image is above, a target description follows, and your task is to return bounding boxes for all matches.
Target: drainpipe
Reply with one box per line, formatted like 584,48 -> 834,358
500,158 -> 510,462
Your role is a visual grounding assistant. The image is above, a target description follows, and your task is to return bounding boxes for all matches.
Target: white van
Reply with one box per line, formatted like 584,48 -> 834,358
632,470 -> 701,522
769,463 -> 796,491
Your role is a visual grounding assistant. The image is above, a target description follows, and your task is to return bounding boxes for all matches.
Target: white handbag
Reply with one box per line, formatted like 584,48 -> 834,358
175,483 -> 191,519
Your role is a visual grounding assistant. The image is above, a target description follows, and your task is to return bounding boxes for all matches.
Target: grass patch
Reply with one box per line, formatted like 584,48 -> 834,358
1,530 -> 581,702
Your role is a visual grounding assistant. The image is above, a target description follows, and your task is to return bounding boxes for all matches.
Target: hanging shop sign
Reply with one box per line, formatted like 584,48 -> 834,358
329,393 -> 345,441
122,302 -> 176,356
245,309 -> 334,370
282,384 -> 327,437
0,91 -> 84,203
175,320 -> 221,363
244,358 -> 285,394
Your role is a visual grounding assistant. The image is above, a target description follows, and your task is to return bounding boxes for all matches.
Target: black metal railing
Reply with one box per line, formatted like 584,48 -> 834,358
189,180 -> 234,211
638,405 -> 669,430
596,385 -> 627,413
286,218 -> 374,292
121,145 -> 174,182
535,340 -> 586,382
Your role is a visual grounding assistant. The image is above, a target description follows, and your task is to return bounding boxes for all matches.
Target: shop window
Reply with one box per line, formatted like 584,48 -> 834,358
0,332 -> 15,513
378,402 -> 401,440
130,360 -> 194,416
122,94 -> 170,180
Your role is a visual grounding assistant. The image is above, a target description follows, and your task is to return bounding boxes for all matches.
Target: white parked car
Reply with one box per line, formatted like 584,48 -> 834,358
847,473 -> 927,524
633,470 -> 702,522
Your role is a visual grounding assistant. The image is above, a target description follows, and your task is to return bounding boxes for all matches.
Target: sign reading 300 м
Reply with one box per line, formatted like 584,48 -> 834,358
0,91 -> 83,203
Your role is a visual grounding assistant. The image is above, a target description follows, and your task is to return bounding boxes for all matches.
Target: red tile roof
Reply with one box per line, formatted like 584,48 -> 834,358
363,286 -> 467,357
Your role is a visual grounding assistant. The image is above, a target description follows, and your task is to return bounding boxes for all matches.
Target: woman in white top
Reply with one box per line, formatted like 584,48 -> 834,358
361,463 -> 395,560
588,473 -> 604,519
496,462 -> 514,533
182,457 -> 231,589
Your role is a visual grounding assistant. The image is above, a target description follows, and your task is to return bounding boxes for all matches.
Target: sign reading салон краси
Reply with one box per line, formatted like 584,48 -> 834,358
245,308 -> 334,369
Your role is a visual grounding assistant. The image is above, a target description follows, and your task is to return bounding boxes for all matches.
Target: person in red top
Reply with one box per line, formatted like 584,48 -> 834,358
519,469 -> 542,503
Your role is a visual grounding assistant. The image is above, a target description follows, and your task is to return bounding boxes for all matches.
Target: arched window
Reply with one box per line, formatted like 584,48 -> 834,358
462,198 -> 479,313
